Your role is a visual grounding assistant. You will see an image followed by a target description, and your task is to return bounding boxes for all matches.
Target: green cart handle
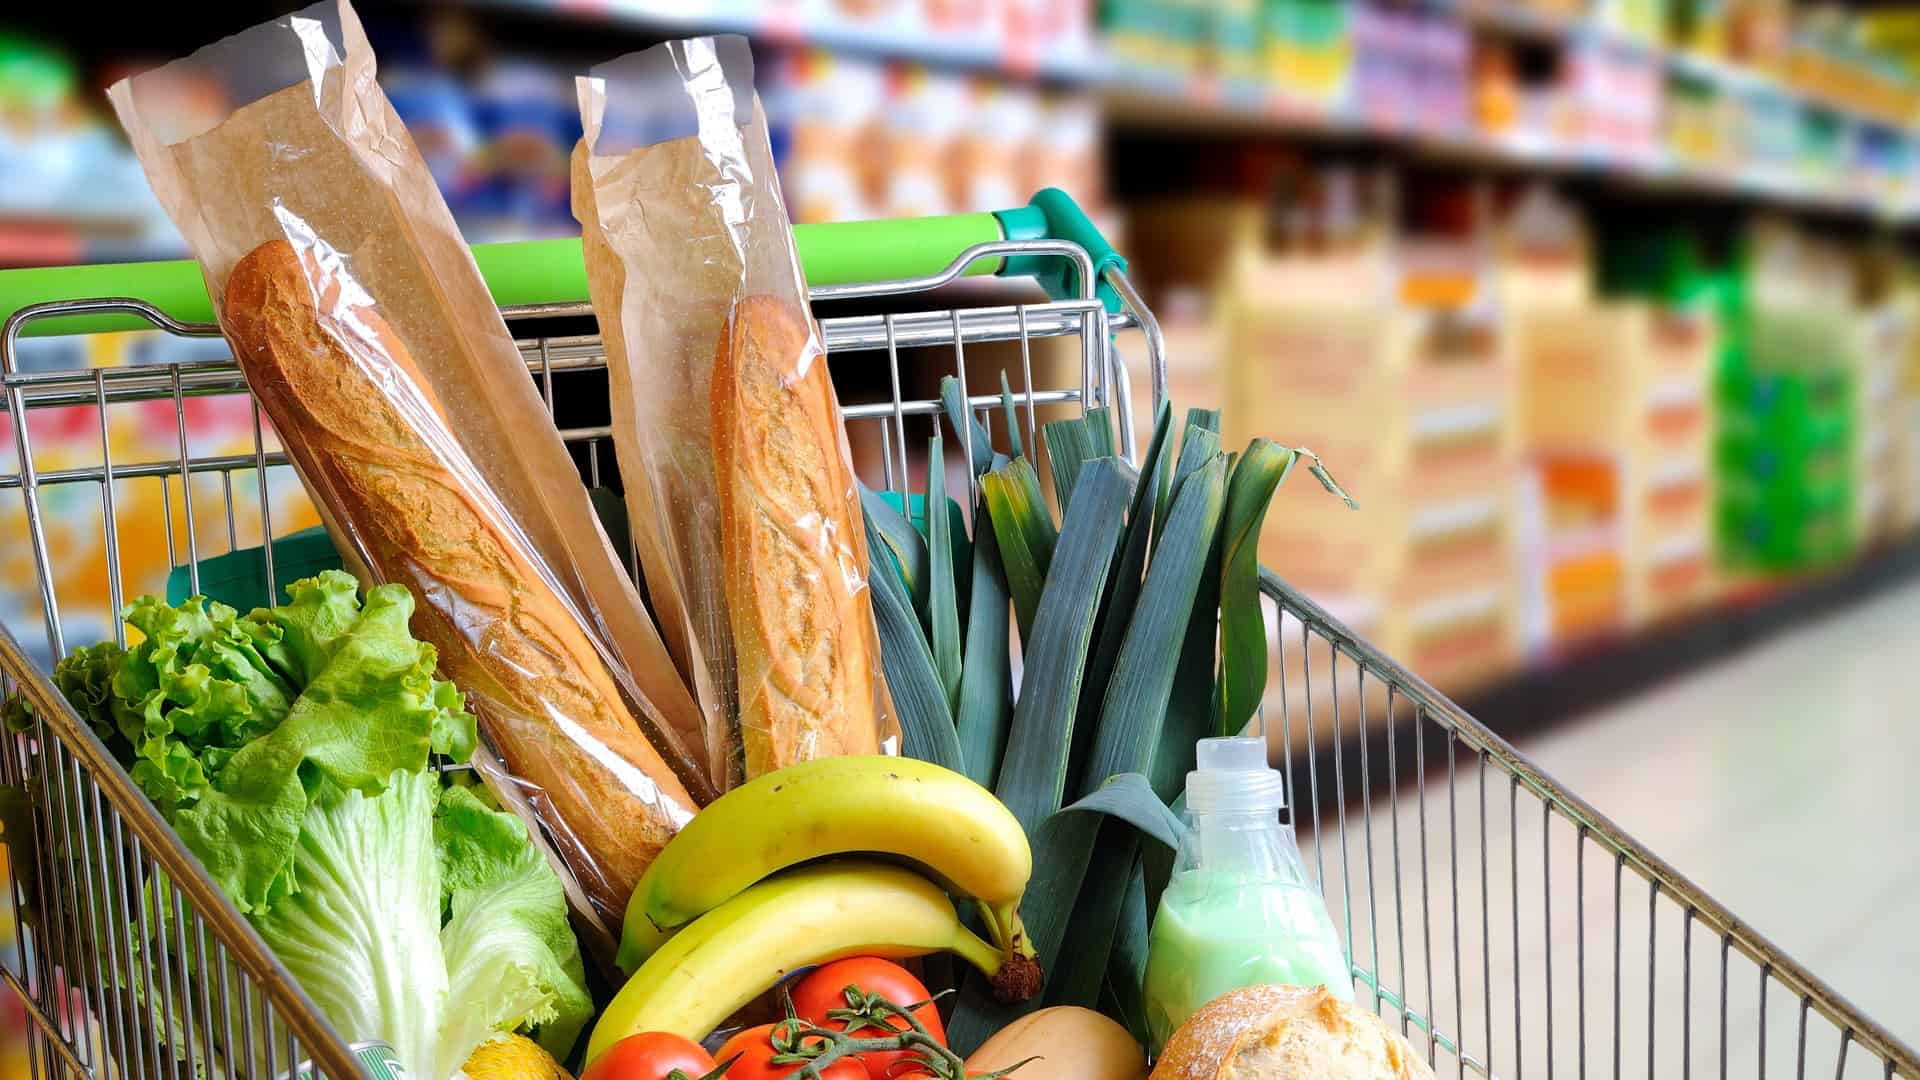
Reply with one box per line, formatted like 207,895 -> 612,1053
0,189 -> 1125,339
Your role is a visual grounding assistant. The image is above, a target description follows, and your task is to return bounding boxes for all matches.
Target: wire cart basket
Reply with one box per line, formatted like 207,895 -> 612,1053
0,217 -> 1916,1079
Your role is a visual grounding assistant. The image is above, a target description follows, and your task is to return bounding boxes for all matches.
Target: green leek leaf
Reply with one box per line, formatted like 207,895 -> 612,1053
1106,856 -> 1153,1049
939,376 -> 997,477
1069,402 -> 1174,788
1298,445 -> 1359,509
1171,422 -> 1222,492
1082,455 -> 1229,792
946,809 -> 1096,1053
1008,458 -> 1058,570
1153,485 -> 1226,799
1159,408 -> 1219,544
980,457 -> 1057,644
1216,439 -> 1299,736
864,511 -> 962,772
1046,824 -> 1135,1009
992,458 -> 1131,834
1028,770 -> 1183,1011
926,439 -> 963,715
859,485 -> 928,623
1057,772 -> 1187,852
955,478 -> 1013,790
1000,371 -> 1025,460
1083,406 -> 1117,460
1042,417 -> 1092,513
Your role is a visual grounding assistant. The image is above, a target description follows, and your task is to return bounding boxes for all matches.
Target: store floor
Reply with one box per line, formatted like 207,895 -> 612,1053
1295,577 -> 1920,1078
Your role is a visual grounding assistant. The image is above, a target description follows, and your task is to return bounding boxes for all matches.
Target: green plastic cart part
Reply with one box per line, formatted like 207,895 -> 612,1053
165,525 -> 343,612
797,213 -> 1004,286
994,188 -> 1129,313
0,191 -> 1124,338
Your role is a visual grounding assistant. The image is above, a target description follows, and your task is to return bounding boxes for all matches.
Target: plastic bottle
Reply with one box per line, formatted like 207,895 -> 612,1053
1142,736 -> 1352,1055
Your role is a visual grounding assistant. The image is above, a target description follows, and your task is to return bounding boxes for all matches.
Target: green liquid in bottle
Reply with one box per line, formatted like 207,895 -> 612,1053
1142,868 -> 1353,1054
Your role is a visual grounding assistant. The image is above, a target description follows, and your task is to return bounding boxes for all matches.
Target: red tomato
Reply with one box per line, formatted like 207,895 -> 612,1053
582,1031 -> 717,1080
715,1023 -> 866,1080
791,959 -> 946,1080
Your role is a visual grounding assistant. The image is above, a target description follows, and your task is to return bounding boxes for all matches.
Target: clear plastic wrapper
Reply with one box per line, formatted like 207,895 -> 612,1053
573,37 -> 898,788
108,0 -> 713,939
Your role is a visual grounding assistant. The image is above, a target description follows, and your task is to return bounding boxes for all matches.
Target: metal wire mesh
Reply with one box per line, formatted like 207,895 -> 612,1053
0,651 -> 340,1079
1263,585 -> 1919,1079
0,240 -> 1914,1078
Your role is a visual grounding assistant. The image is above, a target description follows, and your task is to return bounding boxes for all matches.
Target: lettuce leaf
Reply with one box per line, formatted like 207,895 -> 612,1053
436,783 -> 593,1063
96,571 -> 475,913
2,572 -> 582,1077
173,576 -> 472,912
250,769 -> 448,1078
248,775 -> 590,1077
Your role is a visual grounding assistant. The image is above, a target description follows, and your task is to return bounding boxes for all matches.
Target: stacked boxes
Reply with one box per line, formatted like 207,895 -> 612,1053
1633,310 -> 1720,621
1716,310 -> 1857,572
1853,301 -> 1914,546
1224,255 -> 1520,697
1715,225 -> 1860,573
1515,303 -> 1718,638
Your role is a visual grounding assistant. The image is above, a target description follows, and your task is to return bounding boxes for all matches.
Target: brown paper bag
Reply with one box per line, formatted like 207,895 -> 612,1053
574,37 -> 898,789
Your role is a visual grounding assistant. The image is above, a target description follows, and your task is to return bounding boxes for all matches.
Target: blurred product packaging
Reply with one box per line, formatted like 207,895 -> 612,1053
467,57 -> 580,239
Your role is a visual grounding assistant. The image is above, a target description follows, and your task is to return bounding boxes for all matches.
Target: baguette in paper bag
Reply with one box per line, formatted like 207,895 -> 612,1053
573,37 -> 898,786
109,0 -> 711,933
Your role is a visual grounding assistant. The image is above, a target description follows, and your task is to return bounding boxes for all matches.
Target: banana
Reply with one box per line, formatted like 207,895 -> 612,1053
588,860 -> 1039,1061
618,755 -> 1034,972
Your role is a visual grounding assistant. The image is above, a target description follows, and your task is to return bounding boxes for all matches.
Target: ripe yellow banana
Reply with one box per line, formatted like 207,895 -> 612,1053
618,755 -> 1033,972
588,860 -> 1034,1061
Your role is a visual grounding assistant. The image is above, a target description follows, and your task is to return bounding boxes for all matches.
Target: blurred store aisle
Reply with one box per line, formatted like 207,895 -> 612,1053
1519,575 -> 1920,1050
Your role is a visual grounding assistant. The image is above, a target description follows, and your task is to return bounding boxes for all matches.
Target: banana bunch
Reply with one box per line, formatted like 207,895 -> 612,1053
589,756 -> 1040,1058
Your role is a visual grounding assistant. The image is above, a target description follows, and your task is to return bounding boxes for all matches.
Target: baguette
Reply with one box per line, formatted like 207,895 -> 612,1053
710,294 -> 883,777
222,238 -> 697,923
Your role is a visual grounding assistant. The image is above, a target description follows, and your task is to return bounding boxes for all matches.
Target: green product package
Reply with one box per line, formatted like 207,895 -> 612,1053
287,1041 -> 408,1079
165,526 -> 342,612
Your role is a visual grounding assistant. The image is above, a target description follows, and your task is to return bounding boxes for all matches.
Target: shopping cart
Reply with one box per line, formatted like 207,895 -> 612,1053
0,199 -> 1914,1079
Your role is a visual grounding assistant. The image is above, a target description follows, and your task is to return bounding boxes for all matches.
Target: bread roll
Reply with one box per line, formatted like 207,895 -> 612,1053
222,238 -> 697,923
710,294 -> 883,778
1149,986 -> 1434,1080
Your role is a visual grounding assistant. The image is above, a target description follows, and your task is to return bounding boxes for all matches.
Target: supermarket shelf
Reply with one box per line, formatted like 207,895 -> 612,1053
486,0 -> 1100,82
1291,534 -> 1920,818
1457,2 -> 1915,133
485,0 -> 1918,142
1102,73 -> 1919,224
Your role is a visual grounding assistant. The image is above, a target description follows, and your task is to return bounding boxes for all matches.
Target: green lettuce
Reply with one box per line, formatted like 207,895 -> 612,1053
436,783 -> 593,1062
252,769 -> 448,1074
7,571 -> 589,1077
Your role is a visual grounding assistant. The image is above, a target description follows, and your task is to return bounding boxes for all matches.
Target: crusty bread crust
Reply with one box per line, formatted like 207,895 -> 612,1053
710,294 -> 881,778
1150,985 -> 1434,1080
222,238 -> 696,922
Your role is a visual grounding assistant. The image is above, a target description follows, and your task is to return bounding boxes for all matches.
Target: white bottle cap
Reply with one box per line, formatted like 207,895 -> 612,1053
1186,736 -> 1287,815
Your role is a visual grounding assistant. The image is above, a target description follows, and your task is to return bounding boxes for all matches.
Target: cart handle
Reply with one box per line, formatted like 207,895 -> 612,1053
0,189 -> 1126,339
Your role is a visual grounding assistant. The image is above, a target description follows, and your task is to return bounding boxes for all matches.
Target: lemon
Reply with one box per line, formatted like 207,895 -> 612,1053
463,1034 -> 573,1080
